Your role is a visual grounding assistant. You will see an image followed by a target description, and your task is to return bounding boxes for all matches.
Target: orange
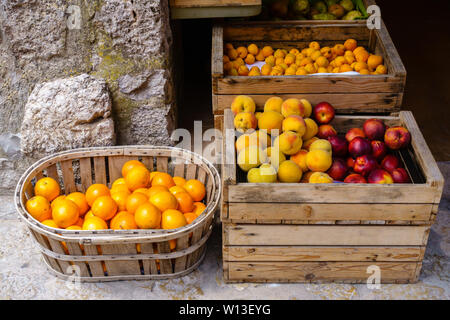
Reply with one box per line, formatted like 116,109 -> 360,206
147,185 -> 170,198
34,177 -> 60,202
85,184 -> 110,206
82,216 -> 108,230
85,210 -> 94,220
66,192 -> 89,216
125,192 -> 149,214
111,190 -> 129,212
66,225 -> 82,230
121,160 -> 146,178
52,199 -> 80,228
111,178 -> 126,189
151,172 -> 175,188
236,46 -> 248,59
344,39 -> 357,51
332,44 -> 345,56
192,202 -> 206,216
247,44 -> 259,56
110,184 -> 131,195
133,188 -> 148,196
161,209 -> 187,230
174,192 -> 194,214
355,50 -> 369,63
51,195 -> 66,209
367,55 -> 383,71
184,212 -> 198,225
134,203 -> 161,229
125,166 -> 151,191
91,196 -> 118,221
173,176 -> 186,187
150,191 -> 178,212
74,217 -> 84,227
26,195 -> 52,222
183,179 -> 206,202
110,211 -> 138,230
42,219 -> 59,228
149,171 -> 161,183
169,185 -> 186,196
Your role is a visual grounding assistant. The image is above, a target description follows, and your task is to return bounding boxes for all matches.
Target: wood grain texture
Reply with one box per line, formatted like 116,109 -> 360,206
224,246 -> 424,262
225,224 -> 429,246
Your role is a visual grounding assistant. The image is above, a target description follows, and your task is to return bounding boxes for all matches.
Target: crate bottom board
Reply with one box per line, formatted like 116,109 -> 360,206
224,261 -> 421,284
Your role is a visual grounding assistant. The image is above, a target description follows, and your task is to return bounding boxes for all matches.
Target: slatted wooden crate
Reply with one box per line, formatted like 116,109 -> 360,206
15,146 -> 221,282
211,17 -> 406,132
220,109 -> 444,283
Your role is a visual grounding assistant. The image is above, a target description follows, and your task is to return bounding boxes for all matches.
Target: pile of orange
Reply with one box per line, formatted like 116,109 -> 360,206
223,39 -> 386,76
25,160 -> 207,239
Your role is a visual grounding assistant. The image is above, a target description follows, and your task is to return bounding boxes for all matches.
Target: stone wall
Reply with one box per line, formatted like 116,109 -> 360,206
0,0 -> 175,193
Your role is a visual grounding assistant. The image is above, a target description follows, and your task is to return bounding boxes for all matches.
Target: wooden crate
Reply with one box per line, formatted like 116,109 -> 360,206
15,146 -> 221,282
211,18 -> 406,121
220,109 -> 444,283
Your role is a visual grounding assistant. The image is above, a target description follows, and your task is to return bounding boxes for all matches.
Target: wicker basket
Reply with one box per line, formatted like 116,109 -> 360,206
15,146 -> 221,282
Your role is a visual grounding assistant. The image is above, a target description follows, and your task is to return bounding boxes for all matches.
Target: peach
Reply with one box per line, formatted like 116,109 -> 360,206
317,124 -> 337,139
303,136 -> 319,151
247,164 -> 277,183
300,171 -> 314,183
255,111 -> 263,120
384,126 -> 411,150
290,149 -> 309,172
309,172 -> 334,184
363,118 -> 386,141
231,95 -> 256,115
282,115 -> 306,137
345,128 -> 366,142
368,169 -> 394,184
264,96 -> 283,113
278,160 -> 302,183
234,112 -> 257,133
249,130 -> 271,149
237,146 -> 267,172
274,131 -> 303,155
265,146 -> 286,169
303,118 -> 319,141
300,99 -> 312,118
235,132 -> 257,153
344,173 -> 367,183
281,98 -> 306,118
306,149 -> 332,172
258,111 -> 284,136
309,139 -> 332,154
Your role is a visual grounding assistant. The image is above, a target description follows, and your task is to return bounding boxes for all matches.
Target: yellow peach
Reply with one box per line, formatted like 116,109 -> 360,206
231,95 -> 256,115
290,149 -> 309,172
237,146 -> 267,172
265,146 -> 286,169
303,118 -> 319,141
303,137 -> 319,151
234,112 -> 257,133
247,164 -> 277,183
235,132 -> 258,154
282,115 -> 306,137
264,96 -> 283,113
300,99 -> 312,118
258,111 -> 284,136
306,149 -> 332,172
249,130 -> 271,149
274,131 -> 303,155
309,139 -> 332,154
277,160 -> 302,183
281,98 -> 305,118
309,172 -> 334,183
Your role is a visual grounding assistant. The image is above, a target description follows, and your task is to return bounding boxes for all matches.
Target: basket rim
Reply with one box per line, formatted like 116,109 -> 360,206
15,145 -> 221,244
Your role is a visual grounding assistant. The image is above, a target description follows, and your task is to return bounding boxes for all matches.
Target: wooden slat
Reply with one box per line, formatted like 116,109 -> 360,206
186,227 -> 204,267
140,243 -> 159,275
30,230 -> 62,273
174,235 -> 190,272
65,242 -> 90,277
157,241 -> 173,274
227,203 -> 433,222
173,162 -> 185,178
83,244 -> 105,277
212,25 -> 223,78
101,244 -> 141,276
140,156 -> 154,172
47,238 -> 72,274
216,75 -> 404,95
213,93 -> 401,115
93,157 -> 107,185
225,225 -> 429,246
45,164 -> 59,182
107,156 -> 127,185
79,158 -> 93,192
227,183 -> 438,204
227,261 -> 418,283
185,163 -> 197,180
224,246 -> 424,262
60,160 -> 77,194
156,157 -> 169,174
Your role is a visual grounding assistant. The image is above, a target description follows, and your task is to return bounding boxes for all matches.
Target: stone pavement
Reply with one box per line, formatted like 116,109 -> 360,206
1,163 -> 448,300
